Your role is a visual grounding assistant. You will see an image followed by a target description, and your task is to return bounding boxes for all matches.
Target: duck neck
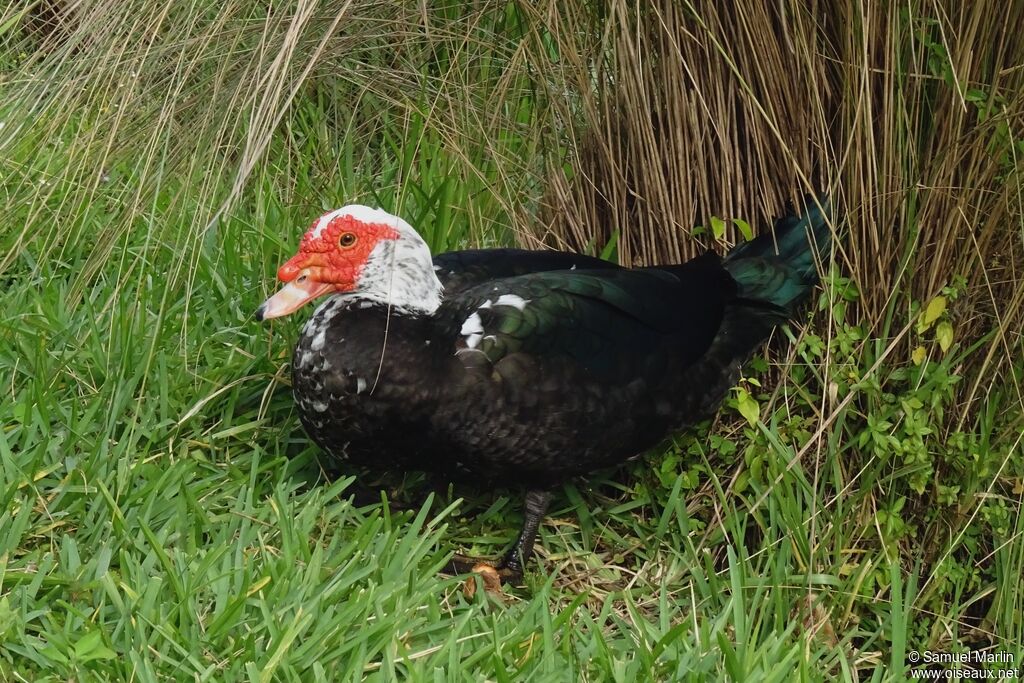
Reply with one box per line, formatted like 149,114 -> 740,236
346,238 -> 443,315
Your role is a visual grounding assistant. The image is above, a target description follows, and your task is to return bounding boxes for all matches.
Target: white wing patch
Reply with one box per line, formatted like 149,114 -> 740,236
460,312 -> 483,336
495,294 -> 530,310
459,312 -> 486,349
459,296 -> 530,351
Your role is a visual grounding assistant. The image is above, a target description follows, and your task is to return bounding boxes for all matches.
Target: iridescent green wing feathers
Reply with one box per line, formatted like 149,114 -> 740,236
440,264 -> 728,381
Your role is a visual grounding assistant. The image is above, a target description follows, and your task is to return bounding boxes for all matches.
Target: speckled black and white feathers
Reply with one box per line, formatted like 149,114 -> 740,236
289,202 -> 831,489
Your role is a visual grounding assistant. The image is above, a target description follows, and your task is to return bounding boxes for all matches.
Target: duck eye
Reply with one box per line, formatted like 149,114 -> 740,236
339,232 -> 357,248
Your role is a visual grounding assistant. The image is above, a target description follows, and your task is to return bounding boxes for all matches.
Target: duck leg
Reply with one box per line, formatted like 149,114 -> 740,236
447,489 -> 554,586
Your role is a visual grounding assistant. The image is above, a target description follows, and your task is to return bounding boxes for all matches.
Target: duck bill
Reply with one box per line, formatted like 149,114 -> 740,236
256,279 -> 334,321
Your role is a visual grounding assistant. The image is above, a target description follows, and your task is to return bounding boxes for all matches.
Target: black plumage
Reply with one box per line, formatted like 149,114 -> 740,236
262,199 -> 833,583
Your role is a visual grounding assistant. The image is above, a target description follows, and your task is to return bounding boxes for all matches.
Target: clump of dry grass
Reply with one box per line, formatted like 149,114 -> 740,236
0,1 -> 547,298
520,0 -> 1023,432
526,0 -> 834,262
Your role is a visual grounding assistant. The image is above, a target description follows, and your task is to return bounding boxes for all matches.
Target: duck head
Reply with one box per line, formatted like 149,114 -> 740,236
256,205 -> 443,321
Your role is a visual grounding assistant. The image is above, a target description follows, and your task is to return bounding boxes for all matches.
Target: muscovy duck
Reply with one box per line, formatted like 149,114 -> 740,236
256,200 -> 831,585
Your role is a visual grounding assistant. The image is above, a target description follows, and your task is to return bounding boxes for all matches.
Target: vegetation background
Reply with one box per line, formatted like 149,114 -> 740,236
1,0 -> 1021,680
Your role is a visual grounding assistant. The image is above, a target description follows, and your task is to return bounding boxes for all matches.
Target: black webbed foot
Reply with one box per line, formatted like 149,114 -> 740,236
443,489 -> 553,595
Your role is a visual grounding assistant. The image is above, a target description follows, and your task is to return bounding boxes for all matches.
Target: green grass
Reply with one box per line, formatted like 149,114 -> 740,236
2,2 -> 1023,680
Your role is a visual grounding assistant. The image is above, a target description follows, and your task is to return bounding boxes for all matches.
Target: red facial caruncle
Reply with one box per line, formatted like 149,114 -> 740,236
256,211 -> 401,321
